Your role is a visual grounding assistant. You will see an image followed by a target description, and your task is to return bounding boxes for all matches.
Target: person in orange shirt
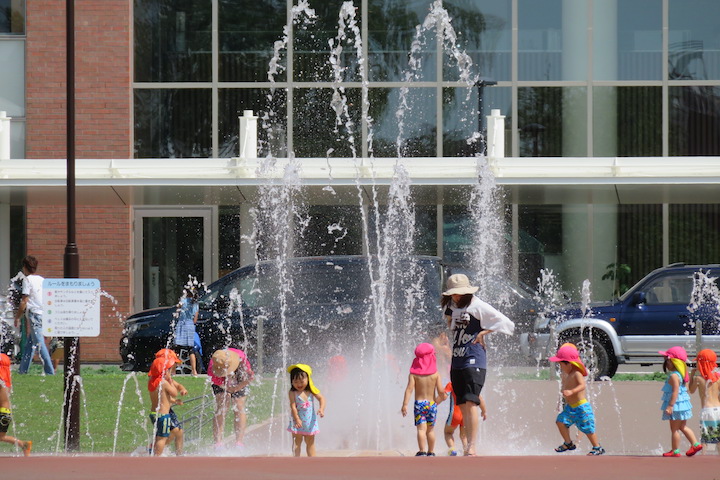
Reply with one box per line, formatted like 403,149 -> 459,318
0,353 -> 32,456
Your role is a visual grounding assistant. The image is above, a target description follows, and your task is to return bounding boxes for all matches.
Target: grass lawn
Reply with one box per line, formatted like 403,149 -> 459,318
4,365 -> 277,455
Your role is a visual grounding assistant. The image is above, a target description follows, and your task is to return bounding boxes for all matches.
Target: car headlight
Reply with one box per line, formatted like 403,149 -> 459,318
125,322 -> 140,335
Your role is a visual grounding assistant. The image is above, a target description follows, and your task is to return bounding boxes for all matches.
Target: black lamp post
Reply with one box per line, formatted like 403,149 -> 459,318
63,0 -> 81,452
475,77 -> 497,155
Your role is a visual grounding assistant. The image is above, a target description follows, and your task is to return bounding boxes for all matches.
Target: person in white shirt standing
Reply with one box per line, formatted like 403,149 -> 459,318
14,256 -> 54,375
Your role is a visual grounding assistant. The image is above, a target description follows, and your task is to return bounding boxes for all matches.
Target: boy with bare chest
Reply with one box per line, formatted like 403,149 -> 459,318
401,343 -> 446,456
550,343 -> 605,456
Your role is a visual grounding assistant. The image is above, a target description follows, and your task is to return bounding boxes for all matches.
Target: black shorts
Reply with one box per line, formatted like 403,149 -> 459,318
0,411 -> 12,433
212,383 -> 249,399
450,367 -> 486,405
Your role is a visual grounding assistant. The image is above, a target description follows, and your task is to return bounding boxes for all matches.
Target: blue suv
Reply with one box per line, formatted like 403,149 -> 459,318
520,263 -> 720,378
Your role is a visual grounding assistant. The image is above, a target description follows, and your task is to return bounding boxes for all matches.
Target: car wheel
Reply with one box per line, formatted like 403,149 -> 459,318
565,333 -> 618,379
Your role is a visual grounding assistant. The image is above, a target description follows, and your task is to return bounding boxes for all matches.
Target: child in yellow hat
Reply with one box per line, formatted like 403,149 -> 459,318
287,363 -> 326,456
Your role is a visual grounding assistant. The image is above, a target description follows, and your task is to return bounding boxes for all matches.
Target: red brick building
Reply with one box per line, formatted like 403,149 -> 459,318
24,1 -> 132,362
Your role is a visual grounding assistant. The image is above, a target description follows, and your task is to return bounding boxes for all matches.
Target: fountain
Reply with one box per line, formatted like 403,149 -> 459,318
4,1 -> 691,458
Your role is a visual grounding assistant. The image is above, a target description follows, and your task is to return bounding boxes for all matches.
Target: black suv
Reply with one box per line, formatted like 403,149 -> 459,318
120,255 -> 540,372
120,255 -> 445,372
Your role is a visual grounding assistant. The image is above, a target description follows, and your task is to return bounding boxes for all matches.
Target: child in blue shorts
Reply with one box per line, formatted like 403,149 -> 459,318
549,343 -> 605,456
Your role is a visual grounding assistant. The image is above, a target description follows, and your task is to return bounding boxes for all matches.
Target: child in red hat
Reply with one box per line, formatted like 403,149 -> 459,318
401,343 -> 447,456
689,348 -> 720,453
549,343 -> 605,456
0,353 -> 32,456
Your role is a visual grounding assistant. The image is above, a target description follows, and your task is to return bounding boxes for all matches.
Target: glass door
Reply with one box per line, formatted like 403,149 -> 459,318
133,207 -> 216,312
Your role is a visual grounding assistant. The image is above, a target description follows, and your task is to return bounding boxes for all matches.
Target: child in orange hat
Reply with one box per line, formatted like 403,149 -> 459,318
401,343 -> 447,456
659,346 -> 702,457
549,343 -> 605,456
0,353 -> 32,456
688,348 -> 719,453
148,350 -> 187,456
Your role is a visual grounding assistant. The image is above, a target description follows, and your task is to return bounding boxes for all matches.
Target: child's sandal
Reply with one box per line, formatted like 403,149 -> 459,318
555,441 -> 576,452
587,446 -> 605,456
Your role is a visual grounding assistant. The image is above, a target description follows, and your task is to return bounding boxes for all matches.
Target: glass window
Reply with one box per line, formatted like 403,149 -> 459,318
617,204 -> 662,289
594,0 -> 662,81
643,273 -> 694,305
593,87 -> 661,157
295,206 -> 364,257
669,0 -> 720,80
0,40 -> 24,116
219,88 -> 287,158
0,0 -> 24,34
293,88 -> 362,158
369,87 -> 436,157
443,0 -> 511,82
134,89 -> 212,158
219,205 -> 241,277
669,86 -> 720,156
443,86 -> 510,157
518,87 -> 587,157
134,0 -> 212,82
414,205 -> 437,256
518,0 -> 588,81
219,0 -> 287,82
670,205 -> 720,264
368,0 -> 436,82
443,204 -> 473,265
293,2 -> 363,82
142,216 -> 205,309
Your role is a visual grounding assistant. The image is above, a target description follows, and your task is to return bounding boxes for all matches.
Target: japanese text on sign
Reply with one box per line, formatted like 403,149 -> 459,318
42,278 -> 101,337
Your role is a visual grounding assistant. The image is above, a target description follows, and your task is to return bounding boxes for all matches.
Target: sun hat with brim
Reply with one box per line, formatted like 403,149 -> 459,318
0,353 -> 11,389
155,348 -> 181,364
211,349 -> 241,378
148,356 -> 176,392
287,363 -> 320,395
549,343 -> 587,377
658,346 -> 688,361
695,349 -> 720,383
659,346 -> 688,382
443,274 -> 479,296
410,342 -> 437,375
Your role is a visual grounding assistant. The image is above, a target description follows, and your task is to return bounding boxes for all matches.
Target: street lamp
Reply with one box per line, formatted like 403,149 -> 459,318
475,77 -> 497,155
64,0 -> 81,452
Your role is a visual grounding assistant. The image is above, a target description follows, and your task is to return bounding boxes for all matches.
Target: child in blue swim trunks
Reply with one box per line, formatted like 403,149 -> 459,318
549,343 -> 605,456
401,343 -> 447,456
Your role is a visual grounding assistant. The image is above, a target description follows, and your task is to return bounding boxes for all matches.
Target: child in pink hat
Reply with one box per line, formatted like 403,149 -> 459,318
549,343 -> 605,456
659,346 -> 702,457
401,343 -> 447,456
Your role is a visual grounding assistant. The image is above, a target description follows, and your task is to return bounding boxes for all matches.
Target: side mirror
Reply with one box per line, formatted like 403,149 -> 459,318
632,291 -> 646,306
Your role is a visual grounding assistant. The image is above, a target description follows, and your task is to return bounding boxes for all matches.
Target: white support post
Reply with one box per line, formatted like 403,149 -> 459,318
0,111 -> 10,291
0,111 -> 11,160
486,109 -> 505,160
239,110 -> 258,159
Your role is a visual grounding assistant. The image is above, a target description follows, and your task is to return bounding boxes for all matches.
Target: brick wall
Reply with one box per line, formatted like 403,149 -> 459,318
26,0 -> 131,159
25,1 -> 132,364
25,205 -> 132,364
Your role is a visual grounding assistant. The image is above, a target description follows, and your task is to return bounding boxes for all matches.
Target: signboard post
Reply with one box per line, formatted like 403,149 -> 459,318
43,277 -> 100,452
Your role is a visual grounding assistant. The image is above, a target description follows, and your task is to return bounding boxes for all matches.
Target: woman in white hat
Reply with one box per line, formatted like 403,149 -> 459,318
441,273 -> 514,456
207,348 -> 254,449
